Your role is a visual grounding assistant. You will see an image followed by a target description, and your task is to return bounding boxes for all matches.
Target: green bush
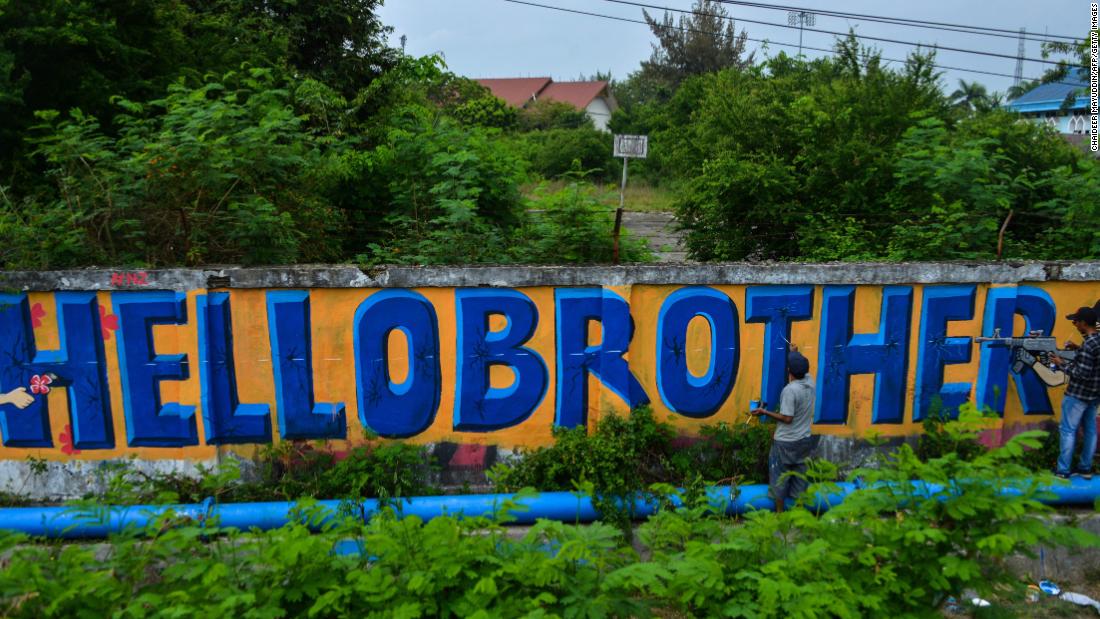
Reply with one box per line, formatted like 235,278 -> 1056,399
513,181 -> 651,264
649,41 -> 1100,263
509,127 -> 619,183
915,399 -> 988,463
517,98 -> 592,131
77,441 -> 438,505
913,400 -> 1062,474
1,403 -> 1094,617
1012,423 -> 1061,473
347,107 -> 527,265
679,421 -> 773,484
490,406 -> 773,531
16,68 -> 341,268
450,95 -> 518,129
242,441 -> 438,502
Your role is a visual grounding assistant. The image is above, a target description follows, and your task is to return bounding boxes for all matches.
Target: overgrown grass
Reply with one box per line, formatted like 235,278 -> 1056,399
1,404 -> 1096,617
523,179 -> 677,213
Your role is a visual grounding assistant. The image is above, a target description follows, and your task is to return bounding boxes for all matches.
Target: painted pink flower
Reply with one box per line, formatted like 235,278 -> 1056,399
59,424 -> 81,455
29,374 -> 52,395
30,303 -> 46,328
99,305 -> 119,341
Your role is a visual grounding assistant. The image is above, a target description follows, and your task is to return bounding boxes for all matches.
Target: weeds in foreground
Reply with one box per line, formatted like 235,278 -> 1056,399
489,407 -> 772,534
1,402 -> 1095,617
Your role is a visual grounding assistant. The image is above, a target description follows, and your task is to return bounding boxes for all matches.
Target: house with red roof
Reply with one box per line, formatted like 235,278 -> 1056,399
474,77 -> 617,131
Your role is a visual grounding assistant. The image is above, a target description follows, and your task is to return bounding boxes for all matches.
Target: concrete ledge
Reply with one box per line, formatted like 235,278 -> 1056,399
3,261 -> 1100,291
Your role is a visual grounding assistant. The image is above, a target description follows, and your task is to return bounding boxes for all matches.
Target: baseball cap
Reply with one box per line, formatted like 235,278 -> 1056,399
787,351 -> 810,378
1065,306 -> 1098,324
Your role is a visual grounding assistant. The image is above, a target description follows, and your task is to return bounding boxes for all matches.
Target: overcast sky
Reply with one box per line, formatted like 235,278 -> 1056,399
379,0 -> 1089,94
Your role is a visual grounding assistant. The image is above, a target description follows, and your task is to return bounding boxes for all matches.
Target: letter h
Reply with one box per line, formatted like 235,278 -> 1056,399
816,286 -> 913,425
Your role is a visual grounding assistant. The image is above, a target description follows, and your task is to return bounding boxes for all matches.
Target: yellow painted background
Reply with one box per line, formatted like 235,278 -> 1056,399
7,282 -> 1099,461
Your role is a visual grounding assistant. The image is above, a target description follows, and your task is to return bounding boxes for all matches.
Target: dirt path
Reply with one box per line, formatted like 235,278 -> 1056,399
620,211 -> 692,263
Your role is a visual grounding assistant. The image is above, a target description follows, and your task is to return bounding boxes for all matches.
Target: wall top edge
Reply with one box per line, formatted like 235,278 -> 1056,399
1,262 -> 1098,291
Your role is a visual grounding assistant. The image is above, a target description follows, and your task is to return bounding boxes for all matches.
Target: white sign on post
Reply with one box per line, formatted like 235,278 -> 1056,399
613,134 -> 649,159
611,135 -> 648,264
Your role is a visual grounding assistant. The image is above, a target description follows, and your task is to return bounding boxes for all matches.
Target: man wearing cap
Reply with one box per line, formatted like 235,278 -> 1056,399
1050,306 -> 1100,479
750,347 -> 815,512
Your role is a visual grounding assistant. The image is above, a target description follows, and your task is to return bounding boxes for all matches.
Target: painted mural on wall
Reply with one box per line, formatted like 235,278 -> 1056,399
0,281 -> 1096,460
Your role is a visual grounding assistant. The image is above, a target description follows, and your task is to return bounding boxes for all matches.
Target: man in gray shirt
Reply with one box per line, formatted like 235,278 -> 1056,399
750,349 -> 815,512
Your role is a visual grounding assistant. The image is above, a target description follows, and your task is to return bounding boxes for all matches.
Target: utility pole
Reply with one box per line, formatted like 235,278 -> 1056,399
788,11 -> 816,57
1013,28 -> 1025,87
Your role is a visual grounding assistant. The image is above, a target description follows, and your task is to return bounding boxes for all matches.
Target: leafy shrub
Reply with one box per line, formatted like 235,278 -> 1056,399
513,181 -> 651,264
677,421 -> 773,483
0,403 -> 1094,617
517,98 -> 592,131
915,399 -> 988,463
914,400 -> 1064,474
450,95 -> 518,129
615,403 -> 1100,616
242,441 -> 438,502
347,107 -> 527,265
1011,421 -> 1062,473
490,406 -> 773,531
509,127 -> 619,182
21,68 -> 341,268
659,39 -> 1100,263
77,441 -> 437,505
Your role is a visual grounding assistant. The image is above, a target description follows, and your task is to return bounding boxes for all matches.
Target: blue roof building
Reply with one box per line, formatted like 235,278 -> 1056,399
1005,69 -> 1091,137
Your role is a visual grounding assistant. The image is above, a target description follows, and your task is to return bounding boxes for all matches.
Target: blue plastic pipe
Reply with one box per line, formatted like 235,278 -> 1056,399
0,478 -> 1095,540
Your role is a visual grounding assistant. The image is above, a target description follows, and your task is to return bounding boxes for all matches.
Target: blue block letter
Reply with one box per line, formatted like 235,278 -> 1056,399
267,291 -> 345,439
455,289 -> 548,432
555,288 -> 649,429
355,290 -> 441,438
817,286 -> 913,425
114,292 -> 198,447
914,285 -> 976,421
656,287 -> 739,418
977,286 -> 1056,415
197,293 -> 271,444
0,293 -> 114,448
746,286 -> 814,410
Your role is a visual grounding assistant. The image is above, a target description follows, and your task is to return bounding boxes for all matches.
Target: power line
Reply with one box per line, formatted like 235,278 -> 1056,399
711,0 -> 1081,43
597,0 -> 1066,67
646,0 -> 1074,45
499,0 -> 1079,87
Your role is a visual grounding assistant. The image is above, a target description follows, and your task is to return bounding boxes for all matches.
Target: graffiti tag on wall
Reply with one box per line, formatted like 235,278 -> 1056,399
0,283 -> 1092,458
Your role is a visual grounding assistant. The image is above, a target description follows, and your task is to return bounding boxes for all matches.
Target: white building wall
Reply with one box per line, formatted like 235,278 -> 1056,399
585,98 -> 613,132
1023,111 -> 1090,134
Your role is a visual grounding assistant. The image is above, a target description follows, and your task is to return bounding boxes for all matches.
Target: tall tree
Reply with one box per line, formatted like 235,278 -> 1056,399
638,0 -> 753,96
204,0 -> 398,98
0,0 -> 194,180
1039,36 -> 1090,84
0,0 -> 397,183
950,79 -> 990,111
1007,79 -> 1040,100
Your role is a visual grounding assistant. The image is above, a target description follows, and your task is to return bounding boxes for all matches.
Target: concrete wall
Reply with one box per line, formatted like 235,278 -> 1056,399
1,262 -> 1098,498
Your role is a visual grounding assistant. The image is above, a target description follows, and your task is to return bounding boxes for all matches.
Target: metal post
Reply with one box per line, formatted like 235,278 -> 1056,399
788,11 -> 815,58
612,156 -> 628,264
